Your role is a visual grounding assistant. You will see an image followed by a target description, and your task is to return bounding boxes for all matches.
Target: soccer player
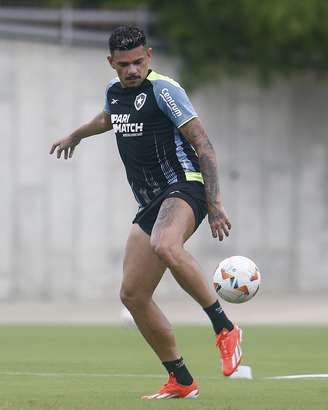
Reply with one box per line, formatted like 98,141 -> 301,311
50,25 -> 242,399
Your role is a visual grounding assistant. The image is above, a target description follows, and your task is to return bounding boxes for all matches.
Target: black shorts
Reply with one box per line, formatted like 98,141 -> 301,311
132,181 -> 208,236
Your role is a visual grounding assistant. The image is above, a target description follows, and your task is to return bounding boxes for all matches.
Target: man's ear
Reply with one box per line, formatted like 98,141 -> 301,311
107,55 -> 114,68
146,47 -> 152,59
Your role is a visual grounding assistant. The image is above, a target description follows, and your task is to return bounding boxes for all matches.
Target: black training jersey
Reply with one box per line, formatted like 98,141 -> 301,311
104,70 -> 204,210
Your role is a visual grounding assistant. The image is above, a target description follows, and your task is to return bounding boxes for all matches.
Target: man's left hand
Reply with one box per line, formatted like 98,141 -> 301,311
208,204 -> 231,241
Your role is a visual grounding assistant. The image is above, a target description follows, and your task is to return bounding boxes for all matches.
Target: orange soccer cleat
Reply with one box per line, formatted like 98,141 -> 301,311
216,324 -> 243,376
141,373 -> 199,400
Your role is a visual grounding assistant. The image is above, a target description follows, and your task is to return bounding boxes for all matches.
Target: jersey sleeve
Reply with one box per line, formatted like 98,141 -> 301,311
103,83 -> 111,114
152,80 -> 198,128
103,78 -> 120,114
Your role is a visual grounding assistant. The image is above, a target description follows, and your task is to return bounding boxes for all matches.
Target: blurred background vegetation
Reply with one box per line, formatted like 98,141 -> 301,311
2,0 -> 328,87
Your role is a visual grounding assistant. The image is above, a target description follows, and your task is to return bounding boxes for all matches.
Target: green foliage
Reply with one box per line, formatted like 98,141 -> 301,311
149,0 -> 328,88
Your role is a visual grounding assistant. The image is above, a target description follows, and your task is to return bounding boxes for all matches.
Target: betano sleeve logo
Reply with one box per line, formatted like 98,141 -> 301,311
160,88 -> 182,118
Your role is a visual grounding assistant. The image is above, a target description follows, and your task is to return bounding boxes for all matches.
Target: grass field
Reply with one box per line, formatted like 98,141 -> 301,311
0,325 -> 327,410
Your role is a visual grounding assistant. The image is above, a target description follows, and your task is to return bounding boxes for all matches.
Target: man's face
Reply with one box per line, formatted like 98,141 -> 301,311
108,45 -> 152,88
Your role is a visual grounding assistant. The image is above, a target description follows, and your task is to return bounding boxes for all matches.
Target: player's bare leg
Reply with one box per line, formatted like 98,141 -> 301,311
120,223 -> 179,362
151,197 -> 242,376
121,223 -> 199,399
150,197 -> 216,307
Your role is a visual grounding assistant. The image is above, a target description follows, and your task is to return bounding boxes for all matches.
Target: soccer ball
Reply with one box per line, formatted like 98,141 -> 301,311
213,256 -> 261,303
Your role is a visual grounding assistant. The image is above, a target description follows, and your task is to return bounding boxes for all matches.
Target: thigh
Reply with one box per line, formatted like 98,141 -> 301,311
151,197 -> 196,246
122,223 -> 167,297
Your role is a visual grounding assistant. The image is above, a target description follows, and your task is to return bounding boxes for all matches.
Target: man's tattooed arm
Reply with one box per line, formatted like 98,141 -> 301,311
180,118 -> 220,209
180,118 -> 231,240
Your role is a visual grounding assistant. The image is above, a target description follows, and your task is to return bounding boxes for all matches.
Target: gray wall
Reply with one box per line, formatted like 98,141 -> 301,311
0,39 -> 327,301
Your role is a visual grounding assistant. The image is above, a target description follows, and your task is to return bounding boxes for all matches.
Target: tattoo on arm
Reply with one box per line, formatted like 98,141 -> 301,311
197,139 -> 219,210
181,119 -> 220,210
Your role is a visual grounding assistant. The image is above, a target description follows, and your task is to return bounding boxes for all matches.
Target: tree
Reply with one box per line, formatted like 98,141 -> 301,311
150,0 -> 328,88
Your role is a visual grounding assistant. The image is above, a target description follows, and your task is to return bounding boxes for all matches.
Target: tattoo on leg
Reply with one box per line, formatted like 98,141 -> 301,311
155,199 -> 179,229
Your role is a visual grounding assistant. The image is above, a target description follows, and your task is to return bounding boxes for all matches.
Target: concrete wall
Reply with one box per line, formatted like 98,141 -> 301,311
0,39 -> 327,301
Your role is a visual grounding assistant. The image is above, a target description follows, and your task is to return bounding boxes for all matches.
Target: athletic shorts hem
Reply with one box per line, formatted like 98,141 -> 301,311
132,181 -> 208,236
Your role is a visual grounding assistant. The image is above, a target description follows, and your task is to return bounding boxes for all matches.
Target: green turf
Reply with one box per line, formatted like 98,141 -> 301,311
0,325 -> 327,409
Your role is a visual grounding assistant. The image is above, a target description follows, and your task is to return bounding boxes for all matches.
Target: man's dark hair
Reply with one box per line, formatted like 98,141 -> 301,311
109,25 -> 146,54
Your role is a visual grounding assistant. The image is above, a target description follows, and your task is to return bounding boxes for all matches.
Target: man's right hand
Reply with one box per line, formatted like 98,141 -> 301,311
49,112 -> 112,159
49,135 -> 81,159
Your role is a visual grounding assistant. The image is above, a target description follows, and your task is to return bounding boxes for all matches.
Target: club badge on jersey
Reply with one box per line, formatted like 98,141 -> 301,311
134,93 -> 147,111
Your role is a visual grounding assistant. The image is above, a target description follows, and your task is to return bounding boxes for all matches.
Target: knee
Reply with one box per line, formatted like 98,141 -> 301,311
120,286 -> 136,309
120,285 -> 147,311
150,236 -> 181,266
